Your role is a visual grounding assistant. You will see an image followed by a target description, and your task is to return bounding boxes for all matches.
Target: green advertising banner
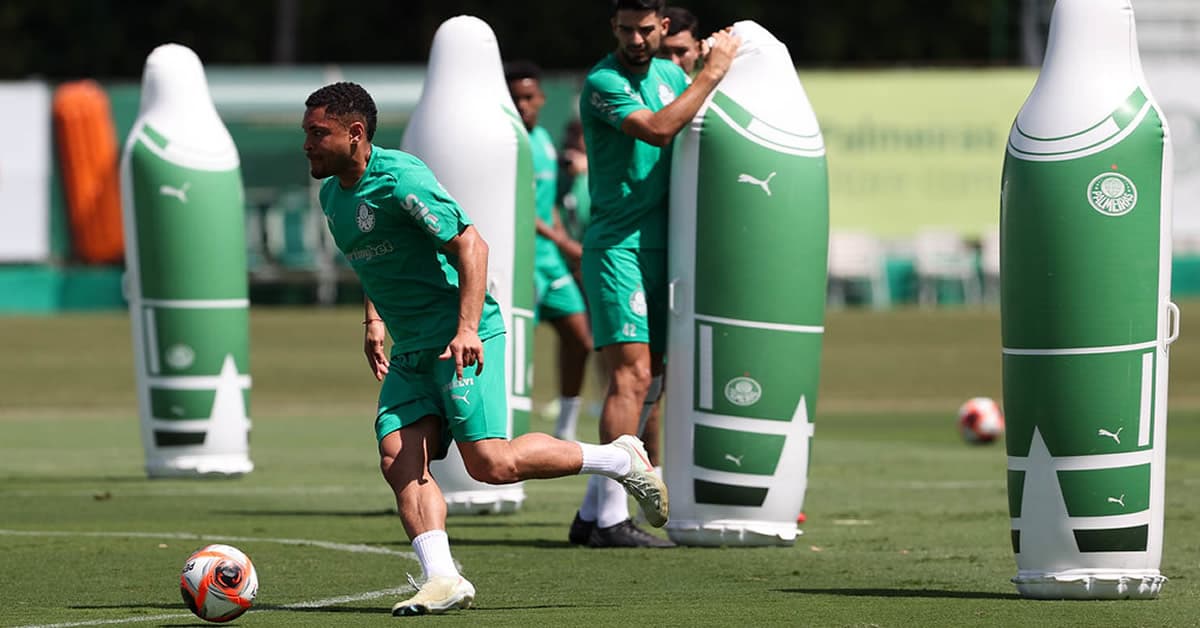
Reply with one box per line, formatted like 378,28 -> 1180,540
804,69 -> 1037,237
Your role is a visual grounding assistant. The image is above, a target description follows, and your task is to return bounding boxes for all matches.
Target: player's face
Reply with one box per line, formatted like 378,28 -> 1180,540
660,31 -> 701,74
508,78 -> 545,131
302,106 -> 354,179
612,10 -> 667,68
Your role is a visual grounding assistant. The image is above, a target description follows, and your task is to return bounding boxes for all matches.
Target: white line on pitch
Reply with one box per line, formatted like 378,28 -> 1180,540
1,485 -> 384,498
13,588 -> 409,628
6,530 -> 421,628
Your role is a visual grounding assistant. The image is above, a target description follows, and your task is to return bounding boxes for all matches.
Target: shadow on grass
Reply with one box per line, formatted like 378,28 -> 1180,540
779,587 -> 1021,600
70,601 -> 393,616
468,603 -> 617,612
446,519 -> 566,528
211,508 -> 397,518
2,474 -> 148,484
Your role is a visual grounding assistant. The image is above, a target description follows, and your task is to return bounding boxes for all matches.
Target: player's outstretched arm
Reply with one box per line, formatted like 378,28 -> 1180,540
620,29 -> 741,147
440,225 -> 489,378
363,296 -> 389,381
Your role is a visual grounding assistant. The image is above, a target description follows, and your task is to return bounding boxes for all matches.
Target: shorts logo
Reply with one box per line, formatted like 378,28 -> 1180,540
629,290 -> 647,317
356,202 -> 376,232
443,377 -> 475,391
724,376 -> 762,407
1087,172 -> 1137,216
658,84 -> 677,106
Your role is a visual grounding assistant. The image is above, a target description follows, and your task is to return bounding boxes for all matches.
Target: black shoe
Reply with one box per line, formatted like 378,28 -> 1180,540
587,519 -> 676,548
569,511 -> 595,545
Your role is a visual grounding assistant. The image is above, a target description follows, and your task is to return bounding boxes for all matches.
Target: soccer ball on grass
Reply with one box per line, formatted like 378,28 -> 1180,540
180,544 -> 258,622
957,397 -> 1005,444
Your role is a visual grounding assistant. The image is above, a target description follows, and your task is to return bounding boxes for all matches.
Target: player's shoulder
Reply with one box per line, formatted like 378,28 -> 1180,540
370,146 -> 435,187
650,58 -> 689,85
530,125 -> 553,144
583,54 -> 628,89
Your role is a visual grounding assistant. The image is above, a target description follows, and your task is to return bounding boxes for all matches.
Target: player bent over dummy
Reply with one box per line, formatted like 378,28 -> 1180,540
570,0 -> 739,548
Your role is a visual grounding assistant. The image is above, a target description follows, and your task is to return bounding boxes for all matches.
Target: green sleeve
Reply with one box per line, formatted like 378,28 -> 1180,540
581,68 -> 647,131
388,167 -> 471,246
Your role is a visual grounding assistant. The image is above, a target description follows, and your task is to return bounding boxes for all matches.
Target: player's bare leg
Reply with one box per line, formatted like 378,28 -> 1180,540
550,312 -> 591,441
572,342 -> 674,547
457,433 -> 665,526
380,416 -> 474,616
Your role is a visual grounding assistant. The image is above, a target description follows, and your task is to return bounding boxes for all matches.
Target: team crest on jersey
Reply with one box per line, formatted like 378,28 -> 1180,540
658,83 -> 677,106
1087,172 -> 1137,216
629,290 -> 647,317
356,202 -> 376,232
724,376 -> 762,407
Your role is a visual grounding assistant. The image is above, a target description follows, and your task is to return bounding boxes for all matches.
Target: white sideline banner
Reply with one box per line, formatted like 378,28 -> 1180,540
0,82 -> 52,262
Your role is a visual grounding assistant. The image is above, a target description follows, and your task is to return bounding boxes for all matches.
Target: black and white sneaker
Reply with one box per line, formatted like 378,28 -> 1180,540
587,519 -> 676,548
569,511 -> 595,545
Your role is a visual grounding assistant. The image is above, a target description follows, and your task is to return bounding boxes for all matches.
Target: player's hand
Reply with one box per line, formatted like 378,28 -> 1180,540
364,320 -> 389,381
701,29 -> 741,81
439,330 -> 484,379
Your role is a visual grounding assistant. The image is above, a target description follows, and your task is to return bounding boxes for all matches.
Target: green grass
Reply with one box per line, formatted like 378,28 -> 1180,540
2,303 -> 1199,626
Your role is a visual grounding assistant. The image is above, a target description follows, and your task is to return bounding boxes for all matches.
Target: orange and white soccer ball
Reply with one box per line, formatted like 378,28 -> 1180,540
957,397 -> 1005,444
180,544 -> 258,623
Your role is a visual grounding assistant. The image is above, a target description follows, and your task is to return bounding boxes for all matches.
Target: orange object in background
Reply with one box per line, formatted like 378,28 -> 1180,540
53,80 -> 124,264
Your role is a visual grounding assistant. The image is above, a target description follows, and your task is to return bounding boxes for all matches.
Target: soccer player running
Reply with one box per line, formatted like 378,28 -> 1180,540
505,60 -> 593,443
570,0 -> 739,547
302,82 -> 666,616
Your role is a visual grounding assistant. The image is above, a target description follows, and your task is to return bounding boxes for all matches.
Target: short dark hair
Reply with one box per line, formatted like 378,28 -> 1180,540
504,60 -> 542,84
612,0 -> 665,16
304,82 -> 378,141
665,6 -> 699,37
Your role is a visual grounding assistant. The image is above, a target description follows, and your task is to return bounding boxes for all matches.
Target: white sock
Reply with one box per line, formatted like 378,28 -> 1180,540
411,530 -> 459,580
578,474 -> 604,522
596,477 -> 631,528
637,375 -> 664,437
578,442 -> 631,478
555,396 -> 582,441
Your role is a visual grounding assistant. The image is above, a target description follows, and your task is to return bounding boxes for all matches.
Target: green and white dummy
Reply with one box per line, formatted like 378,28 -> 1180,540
401,16 -> 535,514
1002,0 -> 1180,599
666,21 -> 828,546
120,44 -> 253,477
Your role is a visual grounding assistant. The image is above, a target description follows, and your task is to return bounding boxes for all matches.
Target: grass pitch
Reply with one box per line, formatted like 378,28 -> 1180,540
1,303 -> 1198,627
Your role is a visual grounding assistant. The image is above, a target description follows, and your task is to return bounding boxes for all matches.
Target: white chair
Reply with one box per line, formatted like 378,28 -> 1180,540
827,230 -> 890,308
913,228 -> 981,306
980,227 -> 1001,304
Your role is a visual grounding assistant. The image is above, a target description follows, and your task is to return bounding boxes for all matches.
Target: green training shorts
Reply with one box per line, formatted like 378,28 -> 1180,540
580,247 -> 667,354
535,261 -> 587,324
374,333 -> 509,458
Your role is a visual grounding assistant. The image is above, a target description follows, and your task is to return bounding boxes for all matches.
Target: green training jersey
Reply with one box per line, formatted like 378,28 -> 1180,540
319,146 -> 505,355
529,125 -> 562,271
579,54 -> 689,250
